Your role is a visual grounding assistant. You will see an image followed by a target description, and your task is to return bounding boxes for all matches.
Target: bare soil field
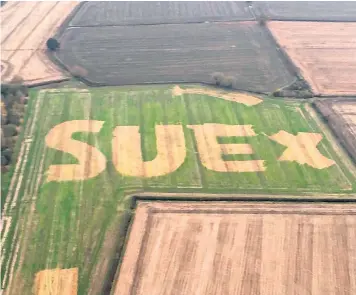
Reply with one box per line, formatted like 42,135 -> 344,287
56,22 -> 294,92
115,201 -> 356,295
0,1 -> 78,85
70,1 -> 253,27
254,1 -> 356,21
268,22 -> 356,96
315,99 -> 356,163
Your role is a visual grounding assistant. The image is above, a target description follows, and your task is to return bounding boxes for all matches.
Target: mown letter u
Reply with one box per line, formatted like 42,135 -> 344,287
112,125 -> 186,177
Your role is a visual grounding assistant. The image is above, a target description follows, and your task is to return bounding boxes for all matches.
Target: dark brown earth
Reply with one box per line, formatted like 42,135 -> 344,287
70,1 -> 253,26
56,21 -> 294,92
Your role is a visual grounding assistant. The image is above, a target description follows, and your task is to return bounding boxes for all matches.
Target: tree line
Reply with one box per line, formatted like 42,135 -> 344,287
1,76 -> 28,172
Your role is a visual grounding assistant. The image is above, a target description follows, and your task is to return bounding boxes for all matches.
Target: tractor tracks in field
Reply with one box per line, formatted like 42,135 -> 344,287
1,92 -> 42,259
1,91 -> 43,291
2,88 -> 93,293
1,90 -> 48,293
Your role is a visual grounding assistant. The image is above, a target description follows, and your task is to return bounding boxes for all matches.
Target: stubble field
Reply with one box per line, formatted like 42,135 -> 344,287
1,85 -> 355,295
268,21 -> 356,96
56,21 -> 294,92
115,201 -> 356,295
70,1 -> 253,26
0,1 -> 78,85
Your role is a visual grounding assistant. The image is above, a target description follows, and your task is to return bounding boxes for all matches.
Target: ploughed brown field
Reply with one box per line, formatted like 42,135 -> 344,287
268,22 -> 356,96
0,1 -> 78,85
115,201 -> 356,295
56,21 -> 294,92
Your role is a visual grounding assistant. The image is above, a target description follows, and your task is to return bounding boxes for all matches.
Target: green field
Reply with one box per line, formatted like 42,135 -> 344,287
2,85 -> 355,294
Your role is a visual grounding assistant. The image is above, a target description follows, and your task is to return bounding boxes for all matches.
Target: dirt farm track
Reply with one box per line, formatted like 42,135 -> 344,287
0,1 -> 78,85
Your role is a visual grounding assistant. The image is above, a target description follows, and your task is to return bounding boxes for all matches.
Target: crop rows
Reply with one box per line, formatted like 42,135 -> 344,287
115,200 -> 356,295
268,21 -> 356,96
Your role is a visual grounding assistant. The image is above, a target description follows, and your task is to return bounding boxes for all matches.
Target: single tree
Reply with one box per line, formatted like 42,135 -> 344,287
211,72 -> 225,86
70,65 -> 88,79
46,38 -> 60,51
1,155 -> 9,166
2,124 -> 17,137
2,148 -> 12,161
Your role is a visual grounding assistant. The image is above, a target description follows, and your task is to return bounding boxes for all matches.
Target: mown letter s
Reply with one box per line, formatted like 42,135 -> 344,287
45,120 -> 106,182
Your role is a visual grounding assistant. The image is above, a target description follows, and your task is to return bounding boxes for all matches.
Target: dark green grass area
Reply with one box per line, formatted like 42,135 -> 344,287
2,85 -> 355,295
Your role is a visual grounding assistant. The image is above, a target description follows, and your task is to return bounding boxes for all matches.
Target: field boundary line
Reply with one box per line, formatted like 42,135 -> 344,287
130,192 -> 356,202
67,18 -> 256,28
263,19 -> 356,23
